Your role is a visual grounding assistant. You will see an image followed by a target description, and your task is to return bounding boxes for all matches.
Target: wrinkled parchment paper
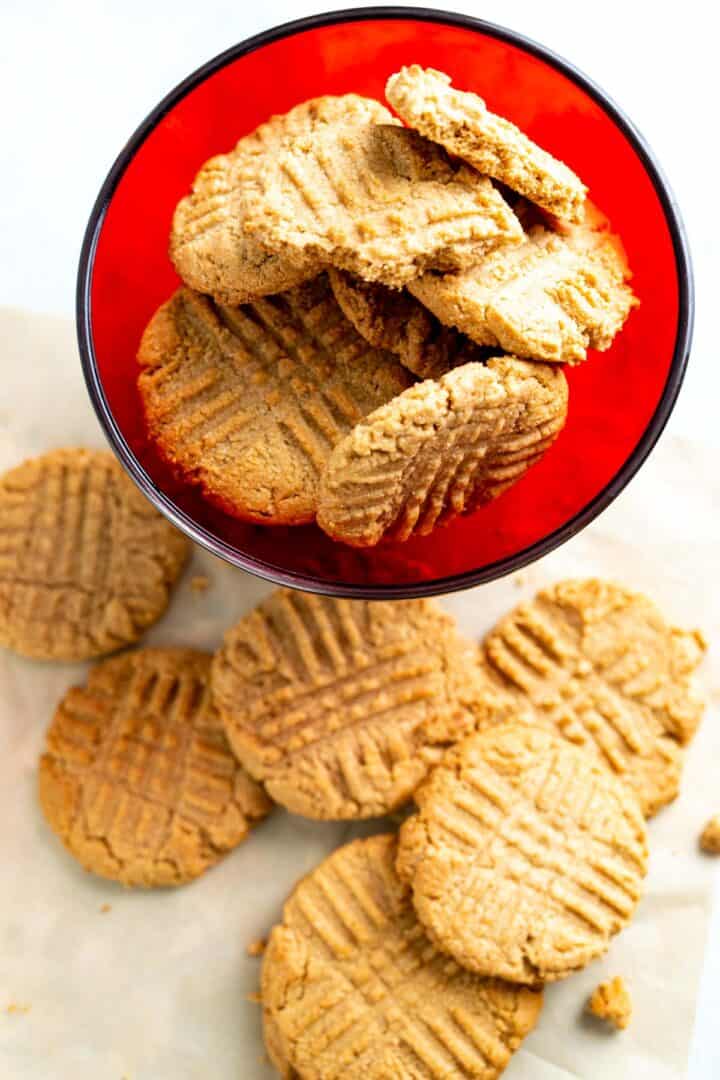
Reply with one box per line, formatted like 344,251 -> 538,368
0,308 -> 718,1079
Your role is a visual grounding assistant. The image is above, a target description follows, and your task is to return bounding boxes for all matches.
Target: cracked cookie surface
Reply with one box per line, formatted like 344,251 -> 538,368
261,834 -> 542,1078
481,579 -> 707,816
244,117 -> 522,288
386,65 -> 586,222
0,448 -> 189,660
170,95 -> 387,304
211,589 -> 495,820
39,647 -> 271,886
397,724 -> 648,984
409,224 -> 636,364
137,276 -> 412,525
317,356 -> 568,547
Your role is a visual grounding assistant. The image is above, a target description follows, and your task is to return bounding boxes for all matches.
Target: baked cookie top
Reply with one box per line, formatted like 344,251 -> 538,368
243,115 -> 523,288
211,589 -> 495,820
328,267 -> 484,379
409,224 -> 637,364
170,95 -> 387,304
386,65 -> 587,222
317,357 -> 568,547
481,578 -> 707,816
397,723 -> 648,984
0,448 -> 189,661
39,648 -> 271,886
261,834 -> 542,1079
137,276 -> 412,525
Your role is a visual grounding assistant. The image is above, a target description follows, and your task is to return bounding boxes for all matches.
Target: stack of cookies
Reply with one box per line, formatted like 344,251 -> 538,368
4,475 -> 701,1078
138,65 -> 637,547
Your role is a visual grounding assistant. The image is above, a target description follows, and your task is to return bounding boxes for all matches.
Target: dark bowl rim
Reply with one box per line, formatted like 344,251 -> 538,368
76,5 -> 694,601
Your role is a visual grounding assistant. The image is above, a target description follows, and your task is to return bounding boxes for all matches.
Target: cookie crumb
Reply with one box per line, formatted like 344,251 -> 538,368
247,991 -> 262,1004
587,976 -> 632,1030
247,938 -> 267,957
190,575 -> 211,593
700,815 -> 720,853
99,903 -> 112,913
513,573 -> 526,588
6,1003 -> 31,1016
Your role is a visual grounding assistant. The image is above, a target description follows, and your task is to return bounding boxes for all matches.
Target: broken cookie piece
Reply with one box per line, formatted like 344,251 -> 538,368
588,976 -> 632,1030
386,65 -> 587,222
409,224 -> 637,364
700,815 -> 720,854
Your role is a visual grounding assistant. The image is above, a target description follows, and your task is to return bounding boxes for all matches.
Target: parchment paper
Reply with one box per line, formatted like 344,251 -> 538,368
0,307 -> 718,1079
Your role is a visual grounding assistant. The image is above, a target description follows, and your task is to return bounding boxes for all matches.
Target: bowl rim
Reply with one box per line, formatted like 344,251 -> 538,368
76,5 -> 694,601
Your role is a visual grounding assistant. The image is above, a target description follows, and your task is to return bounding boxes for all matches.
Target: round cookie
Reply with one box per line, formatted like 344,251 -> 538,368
170,95 -> 387,305
261,834 -> 542,1079
317,357 -> 568,547
244,114 -> 522,289
0,448 -> 189,661
481,578 -> 707,816
137,275 -> 412,525
386,65 -> 587,222
328,267 -> 485,379
39,648 -> 272,886
397,723 -> 648,985
211,589 -> 497,820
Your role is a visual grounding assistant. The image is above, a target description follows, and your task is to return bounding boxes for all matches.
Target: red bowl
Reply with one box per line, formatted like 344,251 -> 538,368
77,7 -> 693,599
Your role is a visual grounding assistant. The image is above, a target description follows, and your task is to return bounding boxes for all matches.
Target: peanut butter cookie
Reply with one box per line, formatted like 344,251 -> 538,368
244,117 -> 522,288
317,357 -> 568,547
328,267 -> 483,379
409,224 -> 636,364
261,834 -> 542,1078
211,589 -> 495,820
481,579 -> 707,816
137,276 -> 412,525
386,66 -> 587,222
170,96 -> 388,304
0,448 -> 189,660
397,724 -> 648,984
39,648 -> 271,886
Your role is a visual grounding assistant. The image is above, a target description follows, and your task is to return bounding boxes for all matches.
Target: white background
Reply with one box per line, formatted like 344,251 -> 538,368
1,1 -> 718,1075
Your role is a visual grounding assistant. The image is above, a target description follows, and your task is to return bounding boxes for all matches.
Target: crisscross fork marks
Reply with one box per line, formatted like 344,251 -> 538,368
481,580 -> 707,815
40,649 -> 270,885
137,280 -> 410,524
262,835 -> 541,1078
399,725 -> 647,983
213,591 -> 488,819
318,357 -> 568,547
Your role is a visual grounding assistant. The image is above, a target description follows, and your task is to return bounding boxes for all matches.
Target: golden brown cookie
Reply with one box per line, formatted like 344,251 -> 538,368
0,449 -> 189,661
211,589 -> 495,820
409,224 -> 637,364
587,977 -> 632,1030
397,724 -> 648,984
699,816 -> 720,853
328,267 -> 484,379
170,96 -> 386,304
317,357 -> 568,547
386,66 -> 587,222
481,579 -> 707,816
39,648 -> 271,886
244,115 -> 523,288
137,276 -> 412,525
261,834 -> 542,1079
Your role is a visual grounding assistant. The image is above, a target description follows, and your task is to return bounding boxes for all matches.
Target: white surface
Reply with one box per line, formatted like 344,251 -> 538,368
1,1 -> 718,1075
0,306 -> 718,1080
